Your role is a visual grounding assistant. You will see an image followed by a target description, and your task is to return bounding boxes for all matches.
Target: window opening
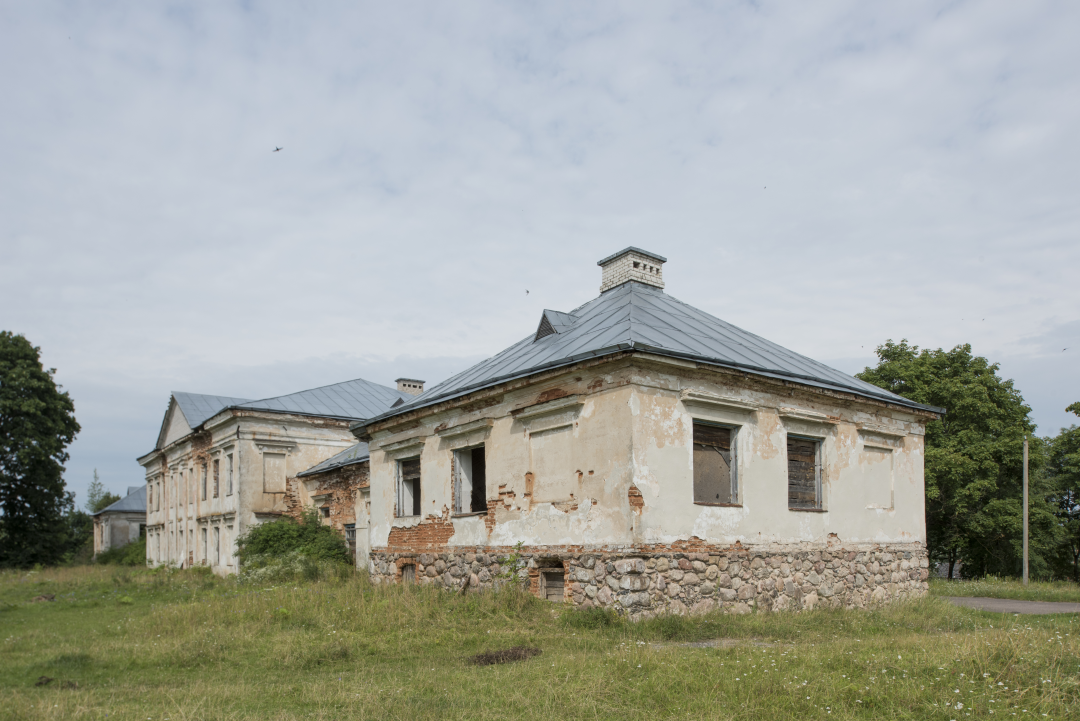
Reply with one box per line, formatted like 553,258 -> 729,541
201,464 -> 208,501
397,458 -> 422,517
453,445 -> 487,513
787,436 -> 822,509
226,454 -> 234,495
693,422 -> 736,505
213,459 -> 219,498
320,504 -> 330,519
200,528 -> 207,563
344,524 -> 356,555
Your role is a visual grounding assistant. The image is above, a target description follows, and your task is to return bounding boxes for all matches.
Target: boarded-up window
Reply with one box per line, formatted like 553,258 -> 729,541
541,570 -> 565,602
530,426 -> 576,502
861,447 -> 893,508
401,563 -> 416,584
693,423 -> 736,505
787,436 -> 821,509
397,458 -> 421,517
263,453 -> 287,493
454,445 -> 487,513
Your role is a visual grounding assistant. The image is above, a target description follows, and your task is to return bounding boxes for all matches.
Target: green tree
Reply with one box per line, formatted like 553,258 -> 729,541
0,332 -> 81,567
85,469 -> 120,514
857,340 -> 1056,578
1046,403 -> 1080,581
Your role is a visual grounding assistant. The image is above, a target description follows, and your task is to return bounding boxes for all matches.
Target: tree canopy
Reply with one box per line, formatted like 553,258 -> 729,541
1046,404 -> 1080,580
0,332 -> 81,567
857,340 -> 1056,578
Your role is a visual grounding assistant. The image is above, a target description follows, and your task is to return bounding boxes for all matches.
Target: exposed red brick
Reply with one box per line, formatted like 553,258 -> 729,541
387,511 -> 456,550
535,387 -> 570,404
628,485 -> 644,513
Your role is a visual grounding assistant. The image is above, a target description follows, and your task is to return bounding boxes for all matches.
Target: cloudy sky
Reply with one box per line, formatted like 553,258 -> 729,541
2,1 -> 1077,506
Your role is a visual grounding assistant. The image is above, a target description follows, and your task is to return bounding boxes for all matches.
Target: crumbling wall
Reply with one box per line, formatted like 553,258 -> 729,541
368,542 -> 929,619
284,462 -> 368,534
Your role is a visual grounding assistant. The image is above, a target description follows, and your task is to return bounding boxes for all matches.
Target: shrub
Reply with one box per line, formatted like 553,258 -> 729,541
95,537 -> 147,566
235,509 -> 352,582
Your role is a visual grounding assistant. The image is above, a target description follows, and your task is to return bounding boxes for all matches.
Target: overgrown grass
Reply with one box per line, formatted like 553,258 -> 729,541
931,576 -> 1080,603
2,565 -> 1078,720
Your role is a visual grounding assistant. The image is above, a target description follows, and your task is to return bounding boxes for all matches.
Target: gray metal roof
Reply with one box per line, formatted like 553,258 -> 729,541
361,281 -> 940,426
173,392 -> 253,428
297,442 -> 370,477
237,378 -> 411,421
93,484 -> 146,516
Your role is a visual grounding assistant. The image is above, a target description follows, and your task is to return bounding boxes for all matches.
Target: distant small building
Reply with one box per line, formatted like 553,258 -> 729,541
92,486 -> 147,556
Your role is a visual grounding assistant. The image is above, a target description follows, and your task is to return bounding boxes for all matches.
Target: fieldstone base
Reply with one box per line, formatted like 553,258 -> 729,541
368,543 -> 929,619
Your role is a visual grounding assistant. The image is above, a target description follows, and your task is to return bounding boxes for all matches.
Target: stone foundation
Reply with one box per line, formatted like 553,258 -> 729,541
368,543 -> 929,618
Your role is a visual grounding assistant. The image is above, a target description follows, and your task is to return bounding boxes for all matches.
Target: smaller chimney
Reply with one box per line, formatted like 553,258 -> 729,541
597,247 -> 666,293
396,378 -> 425,396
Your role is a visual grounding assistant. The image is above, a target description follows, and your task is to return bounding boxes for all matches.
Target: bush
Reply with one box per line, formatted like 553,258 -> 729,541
95,537 -> 147,566
236,509 -> 351,568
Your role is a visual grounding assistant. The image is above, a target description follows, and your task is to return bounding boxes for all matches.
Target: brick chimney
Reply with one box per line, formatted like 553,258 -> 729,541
597,247 -> 666,293
396,378 -> 425,396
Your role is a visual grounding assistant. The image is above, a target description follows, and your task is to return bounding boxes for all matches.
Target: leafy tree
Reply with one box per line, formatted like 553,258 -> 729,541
85,469 -> 120,514
0,332 -> 81,567
857,340 -> 1056,578
236,508 -> 351,566
1046,404 -> 1080,581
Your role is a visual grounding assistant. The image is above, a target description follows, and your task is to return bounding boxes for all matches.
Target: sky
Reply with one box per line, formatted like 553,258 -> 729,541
1,1 -> 1077,507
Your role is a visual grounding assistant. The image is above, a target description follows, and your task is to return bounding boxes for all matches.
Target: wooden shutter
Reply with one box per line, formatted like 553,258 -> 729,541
542,570 -> 564,601
787,437 -> 819,508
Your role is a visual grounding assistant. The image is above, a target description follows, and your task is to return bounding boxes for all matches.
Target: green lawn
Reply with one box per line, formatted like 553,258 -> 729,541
1,565 -> 1078,720
930,576 -> 1080,604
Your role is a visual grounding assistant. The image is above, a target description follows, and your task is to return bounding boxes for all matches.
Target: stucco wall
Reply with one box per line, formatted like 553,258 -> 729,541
362,355 -> 931,570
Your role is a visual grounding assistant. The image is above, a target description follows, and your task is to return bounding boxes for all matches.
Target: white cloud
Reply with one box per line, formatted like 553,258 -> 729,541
1,1 -> 1076,501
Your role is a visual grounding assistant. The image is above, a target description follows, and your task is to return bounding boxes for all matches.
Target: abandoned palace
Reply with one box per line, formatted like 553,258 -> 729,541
139,248 -> 942,616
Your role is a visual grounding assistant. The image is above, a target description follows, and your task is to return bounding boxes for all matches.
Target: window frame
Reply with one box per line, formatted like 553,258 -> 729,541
691,420 -> 740,507
786,433 -> 824,511
396,457 -> 422,518
452,444 -> 488,515
226,453 -> 234,496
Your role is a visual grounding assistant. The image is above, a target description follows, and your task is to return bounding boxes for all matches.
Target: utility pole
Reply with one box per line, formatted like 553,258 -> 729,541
1023,435 -> 1029,586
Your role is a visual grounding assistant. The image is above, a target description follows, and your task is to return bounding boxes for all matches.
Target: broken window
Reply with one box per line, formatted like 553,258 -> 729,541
453,445 -> 487,514
213,526 -> 220,566
226,454 -> 234,496
201,528 -> 207,563
201,464 -> 208,501
787,436 -> 822,510
693,422 -> 737,505
213,459 -> 219,498
396,458 -> 422,517
320,504 -> 330,519
401,563 -> 416,584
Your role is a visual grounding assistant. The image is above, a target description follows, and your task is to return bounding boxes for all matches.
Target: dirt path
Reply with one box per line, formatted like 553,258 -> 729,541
945,596 -> 1080,615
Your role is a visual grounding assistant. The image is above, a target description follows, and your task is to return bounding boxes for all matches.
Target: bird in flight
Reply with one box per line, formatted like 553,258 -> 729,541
273,147 -> 282,152
526,290 -> 530,295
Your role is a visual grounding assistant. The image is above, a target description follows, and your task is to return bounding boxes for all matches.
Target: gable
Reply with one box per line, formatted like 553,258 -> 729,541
158,399 -> 193,449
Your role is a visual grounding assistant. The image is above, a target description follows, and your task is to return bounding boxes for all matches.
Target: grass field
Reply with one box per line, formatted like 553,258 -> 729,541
2,565 -> 1079,720
930,576 -> 1080,604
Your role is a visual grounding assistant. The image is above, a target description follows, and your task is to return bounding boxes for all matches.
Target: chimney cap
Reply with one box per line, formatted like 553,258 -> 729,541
597,246 -> 667,267
395,378 -> 425,384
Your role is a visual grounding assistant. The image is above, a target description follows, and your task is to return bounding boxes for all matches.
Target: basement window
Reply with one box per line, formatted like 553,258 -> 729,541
692,422 -> 737,505
396,458 -> 422,517
401,563 -> 416,584
453,445 -> 487,514
787,436 -> 822,510
540,568 -> 565,602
